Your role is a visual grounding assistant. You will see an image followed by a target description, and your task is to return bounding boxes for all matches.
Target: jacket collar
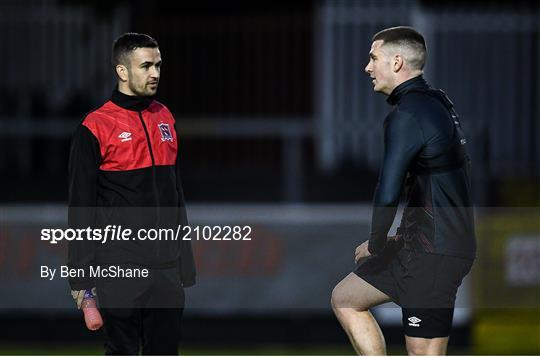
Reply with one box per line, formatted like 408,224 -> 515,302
386,75 -> 429,105
110,89 -> 153,112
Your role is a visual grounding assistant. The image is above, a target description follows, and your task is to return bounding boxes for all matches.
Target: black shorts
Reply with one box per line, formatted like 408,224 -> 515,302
354,248 -> 473,338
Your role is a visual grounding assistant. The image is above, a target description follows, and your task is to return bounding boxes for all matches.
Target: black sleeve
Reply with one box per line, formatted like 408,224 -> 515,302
368,111 -> 423,255
175,123 -> 196,287
67,124 -> 101,290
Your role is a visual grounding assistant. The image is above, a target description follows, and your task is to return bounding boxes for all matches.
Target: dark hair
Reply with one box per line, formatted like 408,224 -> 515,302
111,33 -> 158,67
372,26 -> 426,70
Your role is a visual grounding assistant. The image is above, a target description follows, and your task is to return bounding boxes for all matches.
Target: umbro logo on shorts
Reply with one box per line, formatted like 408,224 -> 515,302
118,132 -> 132,142
408,316 -> 421,327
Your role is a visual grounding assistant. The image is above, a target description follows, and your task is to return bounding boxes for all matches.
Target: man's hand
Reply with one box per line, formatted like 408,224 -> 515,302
354,241 -> 371,263
355,235 -> 403,264
71,288 -> 97,309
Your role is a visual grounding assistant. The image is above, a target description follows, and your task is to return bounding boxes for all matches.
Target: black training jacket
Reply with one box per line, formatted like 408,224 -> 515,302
368,76 -> 476,259
68,89 -> 196,290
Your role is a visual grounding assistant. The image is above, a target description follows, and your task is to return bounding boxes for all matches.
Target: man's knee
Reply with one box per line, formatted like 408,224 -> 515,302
405,337 -> 447,356
331,287 -> 372,316
406,340 -> 429,356
331,282 -> 362,312
331,273 -> 390,313
330,285 -> 343,310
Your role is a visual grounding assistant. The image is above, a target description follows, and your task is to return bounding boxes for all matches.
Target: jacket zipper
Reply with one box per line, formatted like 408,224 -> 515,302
137,111 -> 161,256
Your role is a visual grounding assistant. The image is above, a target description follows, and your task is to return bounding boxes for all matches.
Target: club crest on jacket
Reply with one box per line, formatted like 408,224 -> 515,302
158,123 -> 173,142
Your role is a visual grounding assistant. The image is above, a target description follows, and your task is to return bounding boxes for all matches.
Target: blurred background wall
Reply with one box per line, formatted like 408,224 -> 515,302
0,0 -> 539,355
1,0 -> 539,205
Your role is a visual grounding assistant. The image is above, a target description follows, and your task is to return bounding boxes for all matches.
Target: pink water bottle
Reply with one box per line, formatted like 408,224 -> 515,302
81,289 -> 103,331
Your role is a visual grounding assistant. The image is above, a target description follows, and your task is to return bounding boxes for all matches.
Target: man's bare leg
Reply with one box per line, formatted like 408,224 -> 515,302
405,335 -> 449,355
331,273 -> 391,355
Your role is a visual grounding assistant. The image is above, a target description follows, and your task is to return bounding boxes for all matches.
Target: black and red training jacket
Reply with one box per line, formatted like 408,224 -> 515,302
67,89 -> 196,290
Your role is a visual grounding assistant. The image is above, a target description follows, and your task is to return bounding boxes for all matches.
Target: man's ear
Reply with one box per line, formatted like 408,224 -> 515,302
116,64 -> 129,82
393,54 -> 404,73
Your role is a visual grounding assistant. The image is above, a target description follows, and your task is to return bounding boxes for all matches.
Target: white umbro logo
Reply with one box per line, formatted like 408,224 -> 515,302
118,132 -> 132,142
408,316 -> 421,327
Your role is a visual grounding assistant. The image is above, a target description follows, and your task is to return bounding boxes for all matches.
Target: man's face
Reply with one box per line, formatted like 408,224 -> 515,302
126,47 -> 162,97
364,40 -> 394,95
